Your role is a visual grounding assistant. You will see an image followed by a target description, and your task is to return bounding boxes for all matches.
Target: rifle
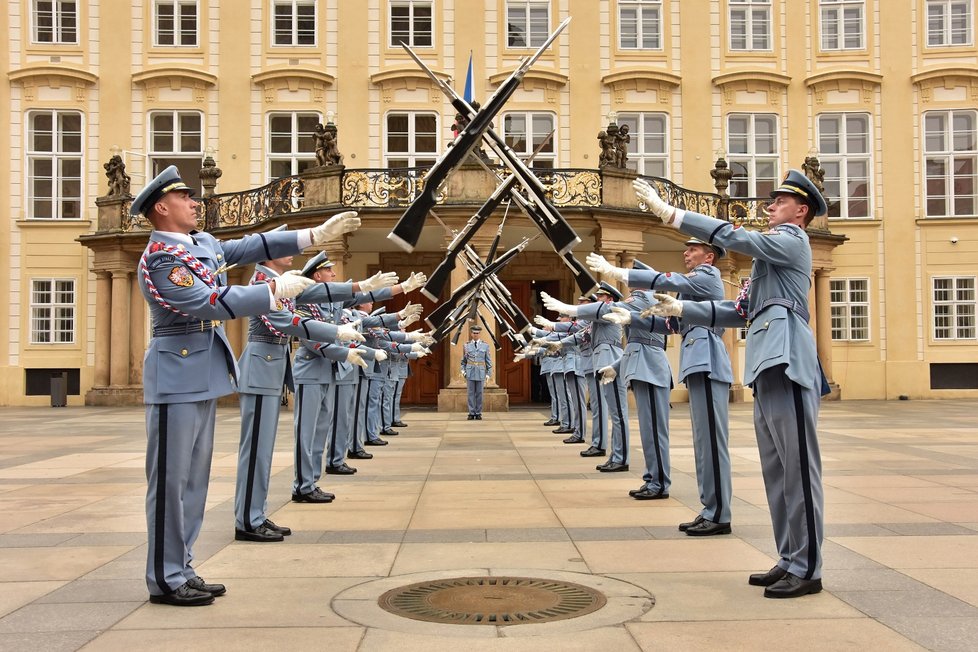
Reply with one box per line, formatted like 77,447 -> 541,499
389,17 -> 571,253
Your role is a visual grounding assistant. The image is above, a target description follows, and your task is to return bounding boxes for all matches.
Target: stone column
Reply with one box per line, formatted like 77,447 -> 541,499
109,270 -> 132,387
128,277 -> 146,385
813,268 -> 840,399
93,271 -> 112,387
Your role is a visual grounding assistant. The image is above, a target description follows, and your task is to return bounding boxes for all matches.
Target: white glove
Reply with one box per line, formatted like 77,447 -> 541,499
410,342 -> 427,352
416,346 -> 432,358
513,352 -> 526,362
398,302 -> 423,320
533,315 -> 555,330
602,306 -> 633,325
336,321 -> 366,343
398,313 -> 420,329
523,345 -> 541,356
531,337 -> 550,347
585,252 -> 627,283
461,368 -> 467,378
540,291 -> 578,317
359,271 -> 399,292
401,272 -> 427,293
633,178 -> 677,224
640,293 -> 683,318
372,349 -> 388,363
598,365 -> 617,385
273,270 -> 315,299
310,210 -> 360,244
405,330 -> 435,346
345,348 -> 368,369
542,340 -> 562,353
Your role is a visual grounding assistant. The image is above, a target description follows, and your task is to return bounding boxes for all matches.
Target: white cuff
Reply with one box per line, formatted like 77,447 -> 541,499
297,228 -> 313,250
670,209 -> 686,229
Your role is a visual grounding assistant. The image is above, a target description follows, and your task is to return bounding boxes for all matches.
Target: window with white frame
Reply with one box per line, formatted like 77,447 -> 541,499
32,0 -> 78,44
926,0 -> 973,46
273,0 -> 316,46
154,0 -> 198,46
149,111 -> 203,192
933,276 -> 976,340
30,279 -> 75,344
507,1 -> 549,48
830,278 -> 870,341
502,112 -> 556,169
267,112 -> 320,180
390,0 -> 432,47
924,110 -> 977,217
729,0 -> 771,50
617,112 -> 668,177
618,0 -> 662,50
27,110 -> 82,220
820,0 -> 863,50
727,113 -> 779,198
385,112 -> 438,168
818,112 -> 871,218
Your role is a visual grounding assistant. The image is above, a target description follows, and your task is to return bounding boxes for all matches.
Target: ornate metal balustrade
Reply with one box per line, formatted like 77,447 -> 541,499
342,168 -> 431,208
640,176 -> 768,228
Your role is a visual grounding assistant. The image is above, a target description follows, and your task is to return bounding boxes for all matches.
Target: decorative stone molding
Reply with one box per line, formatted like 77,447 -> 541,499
488,69 -> 568,104
712,70 -> 791,107
370,67 -> 449,104
8,64 -> 98,102
910,66 -> 978,104
251,67 -> 335,104
804,69 -> 882,105
133,66 -> 217,103
601,68 -> 681,105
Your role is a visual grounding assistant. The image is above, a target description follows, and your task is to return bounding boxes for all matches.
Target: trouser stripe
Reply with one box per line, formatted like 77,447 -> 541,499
792,381 -> 818,580
153,405 -> 170,595
243,395 -> 262,531
703,378 -> 724,522
328,384 -> 340,461
646,382 -> 665,495
294,385 -> 304,488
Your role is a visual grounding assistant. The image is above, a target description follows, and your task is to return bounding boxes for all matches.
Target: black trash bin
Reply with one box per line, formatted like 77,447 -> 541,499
50,373 -> 67,407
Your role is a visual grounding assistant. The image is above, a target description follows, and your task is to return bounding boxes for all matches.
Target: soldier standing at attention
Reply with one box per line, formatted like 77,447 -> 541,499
636,170 -> 827,599
461,324 -> 492,420
134,165 -> 360,606
588,242 -> 735,535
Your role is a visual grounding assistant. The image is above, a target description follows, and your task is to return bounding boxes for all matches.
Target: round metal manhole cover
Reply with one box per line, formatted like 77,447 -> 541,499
377,576 -> 608,625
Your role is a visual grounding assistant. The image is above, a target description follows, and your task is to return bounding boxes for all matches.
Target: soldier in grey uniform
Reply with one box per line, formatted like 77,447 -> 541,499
461,324 -> 492,419
134,166 -> 359,606
542,284 -> 630,472
597,288 -> 674,497
536,313 -> 588,445
590,243 -> 735,534
234,254 -> 370,541
364,322 -> 425,437
636,170 -> 827,598
529,325 -> 567,429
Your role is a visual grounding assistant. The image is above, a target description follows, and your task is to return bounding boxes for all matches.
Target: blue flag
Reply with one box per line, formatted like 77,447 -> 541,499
463,51 -> 474,103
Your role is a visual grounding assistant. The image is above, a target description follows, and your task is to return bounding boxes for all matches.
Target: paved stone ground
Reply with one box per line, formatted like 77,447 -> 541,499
0,399 -> 976,651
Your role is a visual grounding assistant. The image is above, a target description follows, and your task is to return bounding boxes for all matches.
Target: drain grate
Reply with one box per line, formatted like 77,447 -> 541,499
378,576 -> 607,625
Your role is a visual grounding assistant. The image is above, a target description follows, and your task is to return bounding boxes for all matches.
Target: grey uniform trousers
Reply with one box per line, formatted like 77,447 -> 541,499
145,400 -> 216,596
587,372 -> 607,450
293,383 -> 329,495
235,393 -> 282,531
605,376 -> 630,465
382,377 -> 397,430
632,380 -> 671,495
466,379 -> 485,415
321,383 -> 355,470
393,378 -> 405,422
552,372 -> 570,429
545,372 -> 559,421
565,371 -> 587,440
686,372 -> 733,524
753,365 -> 824,580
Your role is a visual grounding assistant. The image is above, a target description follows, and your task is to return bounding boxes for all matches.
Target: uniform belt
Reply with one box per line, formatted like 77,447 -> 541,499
627,337 -> 666,349
748,298 -> 810,323
249,334 -> 290,345
681,324 -> 724,337
153,320 -> 222,337
467,361 -> 486,366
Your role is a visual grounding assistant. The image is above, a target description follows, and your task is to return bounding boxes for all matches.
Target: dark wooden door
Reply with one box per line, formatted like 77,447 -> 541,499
499,280 -> 532,404
382,291 -> 442,405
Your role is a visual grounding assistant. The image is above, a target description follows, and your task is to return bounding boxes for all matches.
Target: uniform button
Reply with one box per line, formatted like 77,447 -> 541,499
764,321 -> 769,328
180,348 -> 189,356
266,355 -> 272,361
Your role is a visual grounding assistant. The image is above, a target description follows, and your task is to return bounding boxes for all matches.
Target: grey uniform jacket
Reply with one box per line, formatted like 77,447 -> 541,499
676,212 -> 818,389
461,340 -> 492,381
573,302 -> 624,369
139,229 -> 302,404
615,290 -> 673,387
627,264 -> 733,384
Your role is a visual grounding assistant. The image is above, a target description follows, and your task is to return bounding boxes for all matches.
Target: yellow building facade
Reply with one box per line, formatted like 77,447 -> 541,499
1,0 -> 976,406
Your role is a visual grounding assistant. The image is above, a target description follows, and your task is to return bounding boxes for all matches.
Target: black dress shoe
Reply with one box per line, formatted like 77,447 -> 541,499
186,576 -> 226,596
596,462 -> 629,472
392,421 -> 408,428
292,488 -> 334,503
628,485 -> 647,497
467,414 -> 475,420
475,414 -> 482,420
149,581 -> 214,606
580,446 -> 606,457
552,427 -> 574,434
235,522 -> 284,542
365,438 -> 388,446
685,520 -> 731,536
748,565 -> 788,587
678,515 -> 705,531
348,450 -> 373,460
764,573 -> 823,599
325,463 -> 357,475
543,419 -> 560,426
631,487 -> 668,499
263,519 -> 291,536
562,435 -> 585,444
381,428 -> 399,436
